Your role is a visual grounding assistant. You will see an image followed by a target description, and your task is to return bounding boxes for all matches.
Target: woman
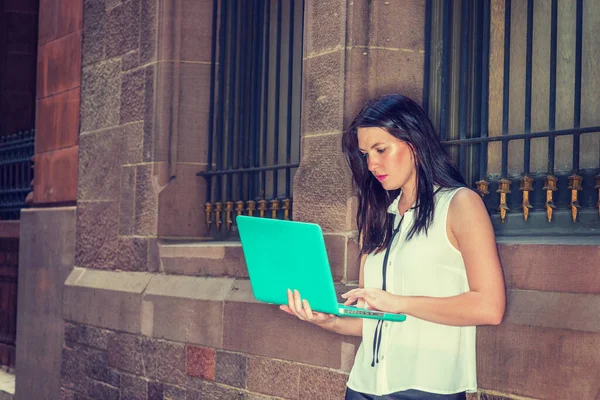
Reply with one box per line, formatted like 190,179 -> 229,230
280,94 -> 506,399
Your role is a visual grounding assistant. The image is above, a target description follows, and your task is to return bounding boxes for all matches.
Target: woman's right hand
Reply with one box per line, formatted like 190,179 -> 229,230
279,289 -> 337,328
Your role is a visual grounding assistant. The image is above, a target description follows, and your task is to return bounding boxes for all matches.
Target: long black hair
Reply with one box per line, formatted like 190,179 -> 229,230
342,94 -> 466,255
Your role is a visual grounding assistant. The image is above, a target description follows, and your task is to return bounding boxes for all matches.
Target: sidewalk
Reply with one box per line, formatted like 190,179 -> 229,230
0,370 -> 14,400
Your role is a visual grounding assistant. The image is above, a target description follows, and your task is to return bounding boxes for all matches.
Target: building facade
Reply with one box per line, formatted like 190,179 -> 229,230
7,0 -> 600,399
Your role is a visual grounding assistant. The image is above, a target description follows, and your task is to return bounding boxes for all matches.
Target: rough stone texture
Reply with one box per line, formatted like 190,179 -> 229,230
15,208 -> 76,400
63,268 -> 151,333
35,87 -> 80,153
186,346 -> 215,381
159,242 -> 247,277
298,365 -> 348,400
214,351 -> 247,389
80,58 -> 122,132
37,31 -> 82,98
477,323 -> 600,399
498,243 -> 600,293
120,374 -> 148,400
293,134 -> 354,233
116,237 -> 149,272
247,357 -> 300,399
62,345 -> 120,393
143,64 -> 156,162
105,0 -> 140,58
119,166 -> 136,236
223,295 -> 345,369
134,164 -> 159,235
141,339 -> 187,385
163,384 -> 186,400
140,0 -> 157,64
64,323 -> 113,351
75,201 -> 118,269
121,68 -> 146,124
107,333 -> 145,375
185,381 -> 246,400
122,50 -> 140,71
304,0 -> 346,56
147,381 -> 163,400
87,381 -> 120,400
158,0 -> 213,63
302,50 -> 345,135
78,127 -> 137,202
82,0 -> 106,66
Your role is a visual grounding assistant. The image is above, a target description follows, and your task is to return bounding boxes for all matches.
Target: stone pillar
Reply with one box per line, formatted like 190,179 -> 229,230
294,0 -> 425,283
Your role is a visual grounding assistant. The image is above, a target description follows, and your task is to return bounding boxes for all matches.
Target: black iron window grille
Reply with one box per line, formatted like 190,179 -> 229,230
0,130 -> 34,220
424,0 -> 600,236
198,0 -> 304,240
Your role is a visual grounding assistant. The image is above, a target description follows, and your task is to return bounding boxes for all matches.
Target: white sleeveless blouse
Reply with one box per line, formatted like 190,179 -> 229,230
346,187 -> 477,396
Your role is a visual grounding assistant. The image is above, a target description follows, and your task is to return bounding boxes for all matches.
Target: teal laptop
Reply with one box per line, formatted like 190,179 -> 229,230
236,215 -> 406,322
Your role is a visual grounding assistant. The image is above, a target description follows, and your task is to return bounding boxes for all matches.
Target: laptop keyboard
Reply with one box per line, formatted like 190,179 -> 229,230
338,305 -> 384,316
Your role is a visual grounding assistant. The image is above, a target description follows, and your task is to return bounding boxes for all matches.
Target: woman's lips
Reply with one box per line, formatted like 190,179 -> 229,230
376,174 -> 388,182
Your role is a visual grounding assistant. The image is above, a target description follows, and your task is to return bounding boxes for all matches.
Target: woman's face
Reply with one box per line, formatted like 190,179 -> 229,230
357,127 -> 416,191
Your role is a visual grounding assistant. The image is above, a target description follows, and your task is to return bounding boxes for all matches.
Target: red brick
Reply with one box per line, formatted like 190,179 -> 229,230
37,30 -> 82,99
33,146 -> 79,204
35,88 -> 80,153
38,0 -> 59,45
186,346 -> 215,381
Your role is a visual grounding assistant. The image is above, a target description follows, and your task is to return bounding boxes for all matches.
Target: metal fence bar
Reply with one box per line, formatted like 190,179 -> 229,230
215,0 -> 228,202
248,0 -> 262,200
423,0 -> 432,115
523,0 -> 534,175
260,0 -> 271,199
548,0 -> 557,175
272,0 -> 283,199
285,0 -> 295,199
439,0 -> 452,142
205,0 -> 219,205
501,0 -> 511,177
199,163 -> 300,176
0,131 -> 34,220
226,0 -> 239,201
237,0 -> 248,201
443,125 -> 600,145
573,0 -> 583,173
479,0 -> 491,181
458,0 -> 470,178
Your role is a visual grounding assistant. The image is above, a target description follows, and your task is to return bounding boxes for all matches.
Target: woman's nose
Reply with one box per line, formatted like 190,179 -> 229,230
367,156 -> 377,172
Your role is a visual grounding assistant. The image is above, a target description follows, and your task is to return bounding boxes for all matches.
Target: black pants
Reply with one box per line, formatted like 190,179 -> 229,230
345,387 -> 467,400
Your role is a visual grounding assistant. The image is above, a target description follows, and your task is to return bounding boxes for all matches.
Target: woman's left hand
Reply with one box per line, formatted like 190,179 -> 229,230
341,288 -> 404,314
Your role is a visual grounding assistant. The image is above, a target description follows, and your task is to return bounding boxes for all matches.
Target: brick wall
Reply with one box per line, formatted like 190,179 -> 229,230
62,322 -> 348,400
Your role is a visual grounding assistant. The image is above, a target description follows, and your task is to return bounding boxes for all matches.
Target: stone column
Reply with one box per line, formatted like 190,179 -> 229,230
294,0 -> 425,284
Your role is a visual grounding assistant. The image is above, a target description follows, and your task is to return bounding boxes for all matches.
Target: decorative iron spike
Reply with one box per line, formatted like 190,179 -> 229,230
214,202 -> 223,231
236,201 -> 245,218
258,199 -> 267,217
204,202 -> 213,232
543,176 -> 558,223
246,200 -> 256,217
225,201 -> 234,231
476,180 -> 489,199
567,174 -> 583,223
282,198 -> 291,220
496,178 -> 511,223
270,199 -> 281,219
519,176 -> 534,222
595,175 -> 600,217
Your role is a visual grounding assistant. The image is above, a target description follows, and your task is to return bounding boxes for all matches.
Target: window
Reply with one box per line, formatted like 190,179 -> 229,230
424,0 -> 600,236
198,0 -> 304,240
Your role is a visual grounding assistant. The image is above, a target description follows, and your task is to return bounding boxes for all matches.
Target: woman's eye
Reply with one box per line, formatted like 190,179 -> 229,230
376,148 -> 385,154
360,152 -> 368,159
